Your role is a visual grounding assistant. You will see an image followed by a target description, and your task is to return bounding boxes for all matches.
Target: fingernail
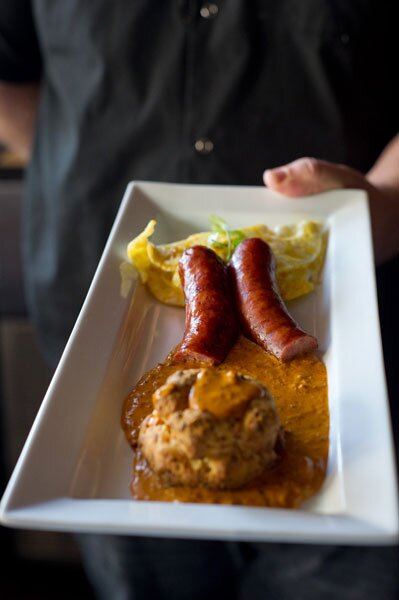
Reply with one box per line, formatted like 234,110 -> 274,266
269,168 -> 287,184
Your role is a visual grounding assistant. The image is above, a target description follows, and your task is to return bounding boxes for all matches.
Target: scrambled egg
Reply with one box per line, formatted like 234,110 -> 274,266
125,219 -> 327,306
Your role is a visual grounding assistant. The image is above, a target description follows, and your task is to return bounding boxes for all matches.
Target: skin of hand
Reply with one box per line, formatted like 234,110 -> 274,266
264,141 -> 399,266
0,82 -> 40,161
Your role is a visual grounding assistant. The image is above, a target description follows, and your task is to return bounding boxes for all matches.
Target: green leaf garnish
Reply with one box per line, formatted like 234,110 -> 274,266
207,215 -> 245,260
209,215 -> 228,233
207,232 -> 226,248
230,230 -> 246,252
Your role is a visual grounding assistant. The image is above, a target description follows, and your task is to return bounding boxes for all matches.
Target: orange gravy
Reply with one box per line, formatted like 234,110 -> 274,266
122,336 -> 329,508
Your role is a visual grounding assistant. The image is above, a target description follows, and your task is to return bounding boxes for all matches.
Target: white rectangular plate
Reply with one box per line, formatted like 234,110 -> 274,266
1,182 -> 398,544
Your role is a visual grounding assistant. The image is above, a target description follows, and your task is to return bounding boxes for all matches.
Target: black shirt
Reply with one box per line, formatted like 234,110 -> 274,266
1,0 -> 399,366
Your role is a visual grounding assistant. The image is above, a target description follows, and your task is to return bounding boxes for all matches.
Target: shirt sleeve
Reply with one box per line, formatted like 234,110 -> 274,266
0,0 -> 42,82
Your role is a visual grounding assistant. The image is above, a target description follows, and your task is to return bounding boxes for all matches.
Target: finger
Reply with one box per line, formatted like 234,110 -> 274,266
263,157 -> 366,197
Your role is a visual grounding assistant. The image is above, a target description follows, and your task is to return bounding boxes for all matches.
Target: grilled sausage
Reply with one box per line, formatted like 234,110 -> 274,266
172,246 -> 238,365
229,238 -> 317,361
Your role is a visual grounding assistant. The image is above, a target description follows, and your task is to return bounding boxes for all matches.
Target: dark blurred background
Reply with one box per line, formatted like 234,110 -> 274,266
0,148 -> 95,599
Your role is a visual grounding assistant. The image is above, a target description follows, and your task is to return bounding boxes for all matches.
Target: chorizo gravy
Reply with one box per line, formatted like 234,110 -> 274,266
122,336 -> 328,509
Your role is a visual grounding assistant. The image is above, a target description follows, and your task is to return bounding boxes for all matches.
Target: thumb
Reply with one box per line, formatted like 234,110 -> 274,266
263,157 -> 368,197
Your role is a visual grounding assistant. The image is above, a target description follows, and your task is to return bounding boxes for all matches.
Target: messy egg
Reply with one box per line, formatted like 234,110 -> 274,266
124,217 -> 327,306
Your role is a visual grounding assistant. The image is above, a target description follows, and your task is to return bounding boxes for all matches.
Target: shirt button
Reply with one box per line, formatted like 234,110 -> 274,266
195,138 -> 214,154
340,32 -> 350,45
200,3 -> 219,19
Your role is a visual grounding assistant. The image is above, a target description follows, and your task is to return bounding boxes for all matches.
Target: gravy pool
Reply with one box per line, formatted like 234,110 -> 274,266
122,336 -> 329,508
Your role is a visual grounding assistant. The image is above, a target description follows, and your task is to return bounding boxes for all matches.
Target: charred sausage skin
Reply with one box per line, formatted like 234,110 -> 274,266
229,238 -> 317,361
172,246 -> 238,365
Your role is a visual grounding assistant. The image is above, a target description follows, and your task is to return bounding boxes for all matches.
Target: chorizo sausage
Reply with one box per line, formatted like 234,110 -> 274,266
229,238 -> 317,361
172,246 -> 238,365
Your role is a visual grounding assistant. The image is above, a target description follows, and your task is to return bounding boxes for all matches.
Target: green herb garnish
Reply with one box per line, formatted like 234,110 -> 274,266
208,215 -> 245,260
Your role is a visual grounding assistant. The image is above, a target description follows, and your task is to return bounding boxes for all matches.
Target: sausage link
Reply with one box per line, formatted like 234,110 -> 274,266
229,238 -> 317,361
172,246 -> 238,365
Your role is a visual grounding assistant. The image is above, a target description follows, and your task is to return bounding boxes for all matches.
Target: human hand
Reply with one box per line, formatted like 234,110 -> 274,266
263,157 -> 399,265
0,82 -> 40,161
